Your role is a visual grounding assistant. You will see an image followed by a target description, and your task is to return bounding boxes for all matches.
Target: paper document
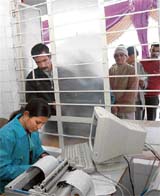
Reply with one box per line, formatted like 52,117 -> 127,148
91,174 -> 116,196
31,155 -> 58,177
59,169 -> 95,196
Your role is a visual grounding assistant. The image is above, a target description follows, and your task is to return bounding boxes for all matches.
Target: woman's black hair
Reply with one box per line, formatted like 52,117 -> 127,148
9,98 -> 51,121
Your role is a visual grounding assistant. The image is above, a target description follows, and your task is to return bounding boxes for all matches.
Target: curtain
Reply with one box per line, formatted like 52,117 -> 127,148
105,1 -> 130,29
42,20 -> 50,44
105,0 -> 158,58
106,15 -> 132,44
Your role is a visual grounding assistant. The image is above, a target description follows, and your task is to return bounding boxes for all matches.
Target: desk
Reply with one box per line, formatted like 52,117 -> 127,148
43,145 -> 127,196
130,121 -> 160,196
96,167 -> 127,196
42,120 -> 160,195
51,165 -> 127,196
95,168 -> 126,196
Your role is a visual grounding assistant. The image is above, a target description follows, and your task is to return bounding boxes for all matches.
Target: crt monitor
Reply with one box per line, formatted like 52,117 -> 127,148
89,107 -> 146,164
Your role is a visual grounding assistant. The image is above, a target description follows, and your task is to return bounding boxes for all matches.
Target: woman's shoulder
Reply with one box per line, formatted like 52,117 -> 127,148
0,121 -> 15,139
0,115 -> 23,138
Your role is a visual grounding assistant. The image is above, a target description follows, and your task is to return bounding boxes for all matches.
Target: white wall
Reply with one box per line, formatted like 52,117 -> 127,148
0,1 -> 19,119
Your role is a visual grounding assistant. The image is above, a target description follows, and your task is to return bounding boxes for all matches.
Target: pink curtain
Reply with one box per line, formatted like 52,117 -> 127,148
105,1 -> 130,29
42,20 -> 50,44
105,0 -> 158,58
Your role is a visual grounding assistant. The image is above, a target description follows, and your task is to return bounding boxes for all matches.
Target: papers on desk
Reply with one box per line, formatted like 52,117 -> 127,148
145,127 -> 160,145
58,169 -> 116,196
59,169 -> 95,196
31,155 -> 58,177
91,174 -> 116,196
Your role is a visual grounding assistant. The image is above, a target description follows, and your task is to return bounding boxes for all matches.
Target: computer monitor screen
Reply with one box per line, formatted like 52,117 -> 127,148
89,107 -> 146,164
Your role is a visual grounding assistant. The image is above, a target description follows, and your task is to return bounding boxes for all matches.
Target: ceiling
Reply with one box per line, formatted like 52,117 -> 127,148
23,0 -> 46,5
22,0 -> 47,15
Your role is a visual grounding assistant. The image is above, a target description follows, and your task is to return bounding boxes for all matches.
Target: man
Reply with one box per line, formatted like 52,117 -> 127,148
26,43 -> 104,136
26,43 -> 56,115
150,43 -> 160,59
141,43 -> 160,120
109,45 -> 139,120
127,46 -> 147,120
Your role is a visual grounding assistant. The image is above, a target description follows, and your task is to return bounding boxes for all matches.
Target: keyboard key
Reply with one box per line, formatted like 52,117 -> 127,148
62,142 -> 95,173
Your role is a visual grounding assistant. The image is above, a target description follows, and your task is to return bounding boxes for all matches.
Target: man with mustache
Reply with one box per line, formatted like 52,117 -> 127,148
26,43 -> 56,115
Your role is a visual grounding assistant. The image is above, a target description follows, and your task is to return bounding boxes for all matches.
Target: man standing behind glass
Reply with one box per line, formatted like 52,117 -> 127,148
141,43 -> 160,120
26,43 -> 56,115
109,45 -> 139,120
127,46 -> 147,120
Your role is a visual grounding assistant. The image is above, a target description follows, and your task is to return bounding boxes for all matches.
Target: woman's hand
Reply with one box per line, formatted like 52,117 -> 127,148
40,152 -> 49,158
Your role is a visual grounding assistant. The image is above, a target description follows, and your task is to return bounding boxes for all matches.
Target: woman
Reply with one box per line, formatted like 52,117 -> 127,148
0,98 -> 51,194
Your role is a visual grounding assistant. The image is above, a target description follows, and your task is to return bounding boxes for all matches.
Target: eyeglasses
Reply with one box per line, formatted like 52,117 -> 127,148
114,53 -> 126,58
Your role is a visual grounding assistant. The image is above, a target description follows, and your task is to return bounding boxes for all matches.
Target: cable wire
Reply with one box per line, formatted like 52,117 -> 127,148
94,164 -> 132,196
123,156 -> 135,196
144,143 -> 160,161
141,158 -> 157,195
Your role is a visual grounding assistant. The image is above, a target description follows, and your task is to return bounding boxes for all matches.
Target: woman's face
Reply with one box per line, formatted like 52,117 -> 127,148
26,116 -> 48,132
22,112 -> 48,132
